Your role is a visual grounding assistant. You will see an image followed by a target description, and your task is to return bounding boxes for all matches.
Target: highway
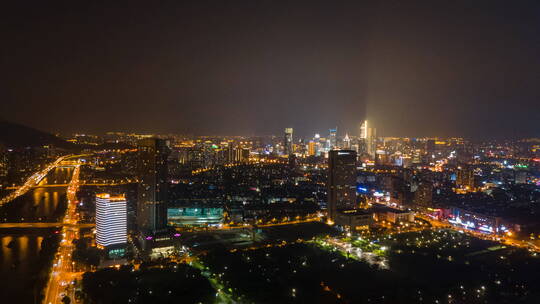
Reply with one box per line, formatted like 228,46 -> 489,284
5,181 -> 134,190
43,163 -> 83,304
4,184 -> 70,189
0,222 -> 94,228
0,155 -> 70,206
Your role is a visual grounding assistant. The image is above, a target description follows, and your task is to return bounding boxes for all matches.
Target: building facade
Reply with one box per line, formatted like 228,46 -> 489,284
328,128 -> 337,150
456,165 -> 475,190
328,150 -> 357,221
284,128 -> 293,155
96,193 -> 127,247
137,138 -> 170,235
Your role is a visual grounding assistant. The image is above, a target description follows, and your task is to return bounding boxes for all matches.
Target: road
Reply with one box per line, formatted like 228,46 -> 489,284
5,181 -> 134,190
43,163 -> 83,304
191,260 -> 236,304
0,155 -> 69,206
417,214 -> 540,252
175,217 -> 321,233
0,222 -> 94,228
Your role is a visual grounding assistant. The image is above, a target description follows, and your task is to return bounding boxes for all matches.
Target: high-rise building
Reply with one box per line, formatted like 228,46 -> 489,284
234,147 -> 250,162
328,150 -> 357,221
137,138 -> 170,235
413,181 -> 433,207
328,128 -> 338,150
456,166 -> 475,190
359,120 -> 375,157
0,145 -> 7,180
182,147 -> 205,169
314,134 -> 321,156
375,150 -> 389,165
343,133 -> 351,149
96,193 -> 127,247
284,128 -> 293,155
308,141 -> 316,156
360,120 -> 368,140
226,142 -> 235,163
366,126 -> 376,158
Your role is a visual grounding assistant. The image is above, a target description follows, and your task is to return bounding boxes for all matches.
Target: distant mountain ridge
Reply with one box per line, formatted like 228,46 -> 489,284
0,119 -> 75,149
0,120 -> 134,151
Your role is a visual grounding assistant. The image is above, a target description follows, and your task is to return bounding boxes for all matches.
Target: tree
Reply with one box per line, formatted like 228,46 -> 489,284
61,295 -> 71,304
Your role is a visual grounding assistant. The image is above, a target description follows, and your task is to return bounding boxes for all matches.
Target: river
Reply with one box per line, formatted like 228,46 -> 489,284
0,167 -> 73,303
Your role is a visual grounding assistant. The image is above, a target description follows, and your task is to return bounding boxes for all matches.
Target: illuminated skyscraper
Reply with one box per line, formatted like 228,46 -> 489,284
96,193 -> 127,247
328,128 -> 337,150
456,165 -> 475,190
328,150 -> 357,221
0,145 -> 7,179
284,128 -> 293,155
234,147 -> 250,162
343,133 -> 351,149
360,120 -> 368,140
314,134 -> 321,156
359,120 -> 375,156
366,125 -> 376,158
308,141 -> 316,156
137,138 -> 170,235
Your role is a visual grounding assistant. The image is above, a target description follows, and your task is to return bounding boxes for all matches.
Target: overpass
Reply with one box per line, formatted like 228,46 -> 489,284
4,181 -> 134,190
0,155 -> 71,206
4,184 -> 69,189
0,222 -> 95,228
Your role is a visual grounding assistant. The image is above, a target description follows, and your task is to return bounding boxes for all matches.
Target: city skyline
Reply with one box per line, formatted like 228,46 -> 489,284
10,117 -> 538,142
2,2 -> 540,302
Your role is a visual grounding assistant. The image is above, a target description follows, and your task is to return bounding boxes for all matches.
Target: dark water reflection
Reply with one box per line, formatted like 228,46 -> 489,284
0,167 -> 73,303
0,229 -> 54,303
0,167 -> 72,222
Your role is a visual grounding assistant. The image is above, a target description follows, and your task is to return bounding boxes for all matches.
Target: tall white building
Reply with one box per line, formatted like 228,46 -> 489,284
360,120 -> 376,158
96,193 -> 127,247
284,128 -> 293,155
343,133 -> 351,149
360,120 -> 368,139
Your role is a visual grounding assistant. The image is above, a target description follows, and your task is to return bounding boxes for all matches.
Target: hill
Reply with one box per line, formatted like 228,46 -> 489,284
0,120 -> 75,149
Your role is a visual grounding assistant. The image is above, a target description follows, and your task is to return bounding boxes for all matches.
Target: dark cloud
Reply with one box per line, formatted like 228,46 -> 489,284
1,1 -> 539,138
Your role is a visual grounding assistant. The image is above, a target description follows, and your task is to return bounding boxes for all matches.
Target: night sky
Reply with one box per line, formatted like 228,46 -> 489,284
1,1 -> 539,138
